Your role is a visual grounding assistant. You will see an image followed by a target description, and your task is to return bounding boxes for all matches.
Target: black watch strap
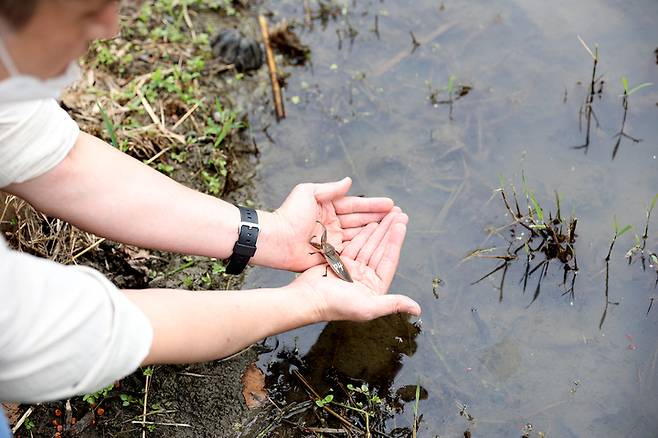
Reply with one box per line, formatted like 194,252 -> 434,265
225,206 -> 259,275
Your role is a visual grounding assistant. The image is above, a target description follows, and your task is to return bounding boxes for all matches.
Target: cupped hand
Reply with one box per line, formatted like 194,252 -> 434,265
263,177 -> 397,272
290,210 -> 421,322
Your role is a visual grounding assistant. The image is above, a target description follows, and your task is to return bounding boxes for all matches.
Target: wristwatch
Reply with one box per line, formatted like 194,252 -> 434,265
225,206 -> 259,275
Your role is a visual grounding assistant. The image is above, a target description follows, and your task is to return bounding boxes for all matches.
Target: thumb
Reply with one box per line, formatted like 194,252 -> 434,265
314,177 -> 352,203
367,294 -> 422,319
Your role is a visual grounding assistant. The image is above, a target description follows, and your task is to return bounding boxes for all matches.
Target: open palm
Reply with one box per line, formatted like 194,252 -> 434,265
271,177 -> 398,272
291,214 -> 421,322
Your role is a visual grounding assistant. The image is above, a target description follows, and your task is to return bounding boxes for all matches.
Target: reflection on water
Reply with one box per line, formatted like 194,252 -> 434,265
245,0 -> 658,436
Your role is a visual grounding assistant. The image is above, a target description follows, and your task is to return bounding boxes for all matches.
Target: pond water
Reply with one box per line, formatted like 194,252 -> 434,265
243,0 -> 658,436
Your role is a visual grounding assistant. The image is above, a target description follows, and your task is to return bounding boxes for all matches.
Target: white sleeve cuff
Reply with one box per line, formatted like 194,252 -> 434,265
0,99 -> 79,187
0,239 -> 153,403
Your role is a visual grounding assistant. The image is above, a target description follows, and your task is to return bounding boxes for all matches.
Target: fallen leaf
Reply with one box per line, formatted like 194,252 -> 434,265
1,403 -> 21,425
241,363 -> 267,408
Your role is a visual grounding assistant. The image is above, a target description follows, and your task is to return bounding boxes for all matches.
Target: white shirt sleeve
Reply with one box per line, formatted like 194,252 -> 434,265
0,237 -> 153,403
0,98 -> 79,187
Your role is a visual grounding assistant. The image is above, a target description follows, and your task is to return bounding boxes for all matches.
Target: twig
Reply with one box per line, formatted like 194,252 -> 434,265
306,427 -> 348,434
373,22 -> 457,76
72,237 -> 106,261
11,405 -> 35,433
181,1 -> 197,41
144,146 -> 173,165
141,370 -> 152,438
132,420 -> 191,427
171,102 -> 199,131
292,370 -> 363,434
258,15 -> 286,120
64,399 -> 73,432
135,78 -> 186,144
68,410 -> 95,436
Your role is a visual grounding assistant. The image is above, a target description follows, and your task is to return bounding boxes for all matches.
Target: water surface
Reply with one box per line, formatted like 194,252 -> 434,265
245,1 -> 658,436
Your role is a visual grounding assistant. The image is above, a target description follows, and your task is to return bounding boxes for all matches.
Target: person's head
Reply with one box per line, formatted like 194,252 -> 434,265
0,0 -> 120,80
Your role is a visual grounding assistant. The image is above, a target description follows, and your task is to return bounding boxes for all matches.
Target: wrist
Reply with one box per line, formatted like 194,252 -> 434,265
282,279 -> 327,325
250,210 -> 292,270
224,205 -> 260,275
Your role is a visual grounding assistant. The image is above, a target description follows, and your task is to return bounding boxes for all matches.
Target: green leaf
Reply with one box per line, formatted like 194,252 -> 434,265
528,192 -> 544,223
498,174 -> 506,190
521,170 -> 529,196
97,102 -> 119,149
315,394 -> 334,407
621,76 -> 629,94
446,75 -> 456,94
617,224 -> 632,237
627,82 -> 652,96
649,193 -> 658,212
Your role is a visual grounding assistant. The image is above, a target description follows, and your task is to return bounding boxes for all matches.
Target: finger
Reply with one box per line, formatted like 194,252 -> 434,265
362,294 -> 422,320
341,226 -> 366,241
338,211 -> 389,228
333,196 -> 394,215
355,209 -> 401,265
341,222 -> 378,259
370,213 -> 409,268
313,177 -> 352,203
374,222 -> 406,290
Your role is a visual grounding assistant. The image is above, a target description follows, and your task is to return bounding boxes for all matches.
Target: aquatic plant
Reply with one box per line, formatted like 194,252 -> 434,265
600,218 -> 632,329
467,176 -> 579,305
612,77 -> 652,159
573,36 -> 602,153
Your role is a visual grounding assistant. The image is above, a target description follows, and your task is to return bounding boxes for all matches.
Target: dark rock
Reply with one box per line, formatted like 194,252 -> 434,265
211,29 -> 263,72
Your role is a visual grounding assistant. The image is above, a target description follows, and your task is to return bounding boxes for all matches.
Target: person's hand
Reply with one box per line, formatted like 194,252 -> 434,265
289,209 -> 421,322
258,177 -> 398,272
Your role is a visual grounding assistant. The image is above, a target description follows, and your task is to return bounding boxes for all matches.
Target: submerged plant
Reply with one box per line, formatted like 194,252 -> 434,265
600,218 -> 632,329
612,77 -> 652,159
626,194 -> 658,312
468,176 -> 578,305
427,75 -> 472,120
573,36 -> 602,153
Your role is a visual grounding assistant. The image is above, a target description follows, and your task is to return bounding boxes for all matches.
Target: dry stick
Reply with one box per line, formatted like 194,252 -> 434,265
135,78 -> 186,144
64,399 -> 73,432
11,405 -> 35,434
292,370 -> 363,435
141,371 -> 152,438
171,102 -> 200,131
181,1 -> 196,41
132,420 -> 191,427
69,410 -> 95,436
259,15 -> 286,121
72,237 -> 106,262
144,146 -> 173,165
372,22 -> 457,76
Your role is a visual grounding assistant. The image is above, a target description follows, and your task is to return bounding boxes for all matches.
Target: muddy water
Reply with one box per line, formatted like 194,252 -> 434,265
245,0 -> 658,436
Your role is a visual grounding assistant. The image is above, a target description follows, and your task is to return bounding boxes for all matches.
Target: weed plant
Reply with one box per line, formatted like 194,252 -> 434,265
468,176 -> 579,305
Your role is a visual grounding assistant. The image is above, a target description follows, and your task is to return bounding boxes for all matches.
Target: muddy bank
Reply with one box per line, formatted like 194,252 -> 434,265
2,0 -> 287,436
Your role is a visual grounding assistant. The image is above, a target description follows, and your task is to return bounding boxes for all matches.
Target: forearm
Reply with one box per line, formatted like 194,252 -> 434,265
125,284 -> 318,364
5,132 -> 285,266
